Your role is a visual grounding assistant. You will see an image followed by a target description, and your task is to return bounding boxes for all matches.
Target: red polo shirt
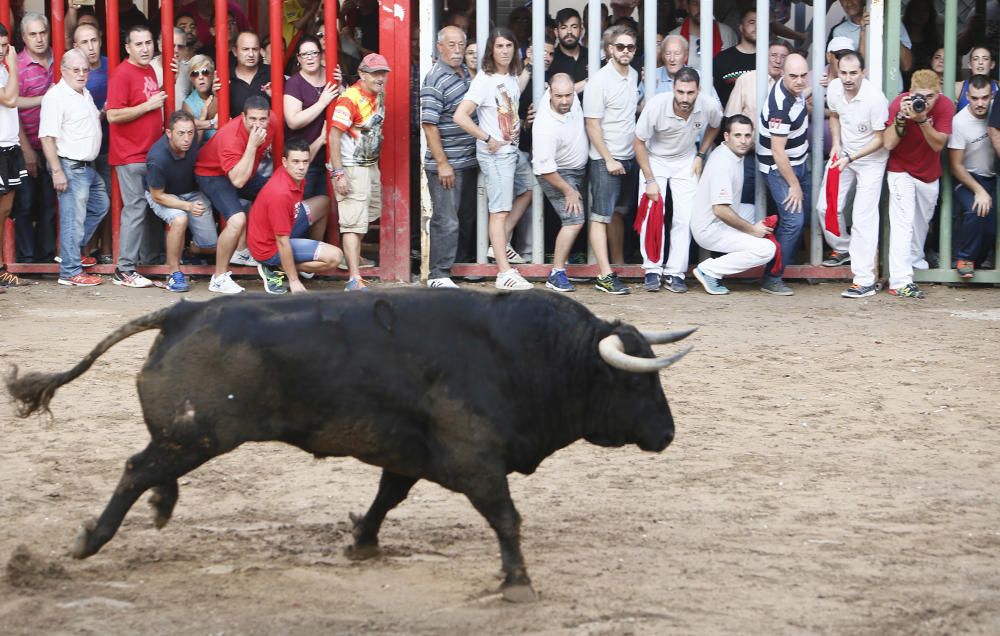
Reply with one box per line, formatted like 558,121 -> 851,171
247,166 -> 304,261
194,113 -> 276,177
106,59 -> 162,166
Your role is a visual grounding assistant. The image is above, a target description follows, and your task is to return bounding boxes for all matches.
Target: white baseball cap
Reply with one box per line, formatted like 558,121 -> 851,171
827,36 -> 855,53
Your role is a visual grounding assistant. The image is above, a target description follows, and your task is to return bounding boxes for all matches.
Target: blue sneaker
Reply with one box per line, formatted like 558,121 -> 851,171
545,269 -> 575,292
165,271 -> 189,293
662,274 -> 688,293
693,267 -> 730,295
643,272 -> 661,292
345,277 -> 369,292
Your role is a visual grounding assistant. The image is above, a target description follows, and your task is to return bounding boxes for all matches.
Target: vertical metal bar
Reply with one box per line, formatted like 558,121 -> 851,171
269,0 -> 284,158
475,0 -> 489,263
382,0 -> 411,281
699,0 -> 712,96
588,0 -> 599,73
880,0 -> 902,273
754,0 -> 769,221
939,0 -> 958,271
51,0 -> 64,83
107,0 -> 121,264
809,0 -> 826,265
418,0 -> 435,279
530,0 -> 544,264
643,0 -> 656,110
0,0 -> 10,265
215,0 -> 230,126
323,0 -> 340,247
869,0 -> 885,91
162,0 -> 175,115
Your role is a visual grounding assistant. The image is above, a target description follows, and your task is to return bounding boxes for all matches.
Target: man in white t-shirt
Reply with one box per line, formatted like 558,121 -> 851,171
634,66 -> 722,293
584,24 -> 639,269
38,48 -> 107,287
0,24 -> 26,290
947,75 -> 996,280
816,51 -> 890,298
690,114 -> 775,295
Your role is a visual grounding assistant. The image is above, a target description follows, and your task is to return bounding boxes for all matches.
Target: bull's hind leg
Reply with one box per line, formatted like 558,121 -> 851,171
148,482 -> 179,529
464,480 -> 536,603
72,442 -> 214,559
345,469 -> 418,560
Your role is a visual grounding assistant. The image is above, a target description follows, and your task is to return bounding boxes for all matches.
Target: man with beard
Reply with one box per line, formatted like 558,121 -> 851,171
634,66 -> 722,293
713,8 -> 756,106
547,8 -> 587,95
947,75 -> 996,280
690,115 -> 775,295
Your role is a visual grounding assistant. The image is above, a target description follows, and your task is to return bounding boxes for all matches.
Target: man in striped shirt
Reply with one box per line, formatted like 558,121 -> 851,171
421,26 -> 476,288
757,52 -> 810,296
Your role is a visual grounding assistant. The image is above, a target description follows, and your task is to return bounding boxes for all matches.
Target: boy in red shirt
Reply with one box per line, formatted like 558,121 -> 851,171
247,138 -> 342,294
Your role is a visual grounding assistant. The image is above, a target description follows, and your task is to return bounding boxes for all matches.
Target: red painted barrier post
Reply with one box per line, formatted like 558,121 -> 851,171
215,0 -> 230,126
380,0 -> 411,281
323,0 -> 340,247
269,0 -> 283,157
162,0 -> 175,116
106,0 -> 121,265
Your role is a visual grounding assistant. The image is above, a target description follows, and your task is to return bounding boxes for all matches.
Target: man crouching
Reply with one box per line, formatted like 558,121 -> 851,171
247,138 -> 343,294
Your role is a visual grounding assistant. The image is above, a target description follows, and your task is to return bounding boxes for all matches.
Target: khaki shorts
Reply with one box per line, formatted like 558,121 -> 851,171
336,165 -> 381,234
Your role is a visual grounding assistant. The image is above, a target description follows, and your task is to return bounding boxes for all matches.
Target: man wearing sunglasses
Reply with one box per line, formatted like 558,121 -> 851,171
882,69 -> 954,299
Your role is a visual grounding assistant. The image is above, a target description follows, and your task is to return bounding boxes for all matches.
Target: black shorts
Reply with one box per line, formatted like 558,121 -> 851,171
0,145 -> 27,194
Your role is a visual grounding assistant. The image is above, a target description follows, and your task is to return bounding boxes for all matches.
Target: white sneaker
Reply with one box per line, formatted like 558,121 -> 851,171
209,271 -> 245,294
229,249 -> 257,267
112,270 -> 153,288
337,256 -> 376,271
487,244 -> 526,264
495,268 -> 533,290
427,277 -> 459,288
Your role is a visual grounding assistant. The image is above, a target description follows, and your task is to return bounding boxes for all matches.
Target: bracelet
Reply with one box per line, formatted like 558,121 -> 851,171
917,119 -> 930,126
331,167 -> 345,178
483,134 -> 491,144
696,152 -> 707,160
644,178 -> 656,185
846,152 -> 853,163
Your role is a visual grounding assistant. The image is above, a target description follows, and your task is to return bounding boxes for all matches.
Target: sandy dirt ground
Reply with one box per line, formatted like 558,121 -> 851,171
1,277 -> 998,635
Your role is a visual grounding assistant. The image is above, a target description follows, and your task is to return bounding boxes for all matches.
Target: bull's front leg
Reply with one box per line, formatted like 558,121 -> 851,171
345,470 -> 418,560
464,479 -> 537,603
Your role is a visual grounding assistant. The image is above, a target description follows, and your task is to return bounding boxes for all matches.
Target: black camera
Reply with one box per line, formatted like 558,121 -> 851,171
911,94 -> 927,113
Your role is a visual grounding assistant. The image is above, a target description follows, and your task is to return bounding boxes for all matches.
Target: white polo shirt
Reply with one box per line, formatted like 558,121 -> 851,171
826,78 -> 889,164
691,142 -> 744,235
532,92 -> 588,174
949,107 -> 995,178
38,79 -> 102,162
636,92 -> 723,160
0,67 -> 18,147
583,62 -> 639,161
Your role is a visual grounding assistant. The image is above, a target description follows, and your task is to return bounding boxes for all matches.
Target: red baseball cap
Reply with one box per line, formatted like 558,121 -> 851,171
359,53 -> 391,73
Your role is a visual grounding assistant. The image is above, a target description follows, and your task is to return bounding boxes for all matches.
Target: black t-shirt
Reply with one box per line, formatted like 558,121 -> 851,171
146,135 -> 201,195
229,64 -> 271,119
547,45 -> 589,85
713,46 -> 755,108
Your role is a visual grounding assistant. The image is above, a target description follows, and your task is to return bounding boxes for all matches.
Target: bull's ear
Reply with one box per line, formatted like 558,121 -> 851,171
615,327 -> 649,357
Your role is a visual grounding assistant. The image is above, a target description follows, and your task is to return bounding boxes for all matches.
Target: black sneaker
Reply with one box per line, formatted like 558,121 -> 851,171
821,251 -> 851,267
595,273 -> 630,295
257,263 -> 287,294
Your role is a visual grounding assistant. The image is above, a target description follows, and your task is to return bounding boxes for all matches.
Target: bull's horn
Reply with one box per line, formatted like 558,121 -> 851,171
640,327 -> 697,345
598,335 -> 693,373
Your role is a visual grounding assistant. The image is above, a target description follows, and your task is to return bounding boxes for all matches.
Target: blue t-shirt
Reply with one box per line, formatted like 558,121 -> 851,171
146,134 -> 202,195
85,56 -> 109,109
184,90 -> 217,140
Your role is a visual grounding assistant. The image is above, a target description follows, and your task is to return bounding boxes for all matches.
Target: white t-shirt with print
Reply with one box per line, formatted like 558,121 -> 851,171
463,71 -> 520,155
949,107 -> 995,178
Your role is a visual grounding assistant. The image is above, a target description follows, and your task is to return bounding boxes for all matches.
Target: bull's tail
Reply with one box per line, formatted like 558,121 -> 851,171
6,304 -> 177,418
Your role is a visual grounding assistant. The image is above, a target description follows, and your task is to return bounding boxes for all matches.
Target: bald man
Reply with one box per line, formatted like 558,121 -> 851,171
756,52 -> 811,296
39,48 -> 107,286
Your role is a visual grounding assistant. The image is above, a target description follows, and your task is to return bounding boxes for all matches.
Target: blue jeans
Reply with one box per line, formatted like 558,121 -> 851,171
763,162 -> 811,281
57,159 -> 109,279
588,157 -> 637,224
954,174 -> 997,263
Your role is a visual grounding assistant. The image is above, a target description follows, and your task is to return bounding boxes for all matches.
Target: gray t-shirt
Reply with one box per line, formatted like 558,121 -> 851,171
948,107 -> 995,178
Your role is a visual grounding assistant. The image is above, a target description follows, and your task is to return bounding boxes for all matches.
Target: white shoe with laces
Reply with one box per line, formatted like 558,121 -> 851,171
487,244 -> 526,264
229,249 -> 257,267
209,271 -> 245,294
427,277 -> 459,288
495,269 -> 532,290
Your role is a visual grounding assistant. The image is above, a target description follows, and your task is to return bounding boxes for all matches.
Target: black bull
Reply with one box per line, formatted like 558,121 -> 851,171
6,288 -> 692,602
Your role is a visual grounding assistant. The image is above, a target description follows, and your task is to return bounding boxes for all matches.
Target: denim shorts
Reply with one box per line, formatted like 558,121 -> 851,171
588,157 -> 637,224
145,191 -> 218,248
477,148 -> 533,213
196,171 -> 268,219
260,202 -> 320,265
538,167 -> 586,226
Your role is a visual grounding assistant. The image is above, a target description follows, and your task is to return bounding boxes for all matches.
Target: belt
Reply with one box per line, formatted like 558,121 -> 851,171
59,157 -> 95,169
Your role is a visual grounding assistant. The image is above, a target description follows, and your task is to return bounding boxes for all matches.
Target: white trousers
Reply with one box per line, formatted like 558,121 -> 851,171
886,171 -> 939,289
817,159 -> 887,286
638,154 -> 698,277
692,218 -> 776,279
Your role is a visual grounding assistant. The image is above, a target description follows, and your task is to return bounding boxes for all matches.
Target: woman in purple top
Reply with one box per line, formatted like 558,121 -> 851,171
283,36 -> 341,198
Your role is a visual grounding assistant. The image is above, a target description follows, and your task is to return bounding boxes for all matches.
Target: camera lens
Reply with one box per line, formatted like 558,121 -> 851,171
912,95 -> 926,113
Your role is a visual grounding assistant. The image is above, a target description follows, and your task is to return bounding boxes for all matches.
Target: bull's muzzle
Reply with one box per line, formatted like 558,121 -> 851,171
598,328 -> 695,373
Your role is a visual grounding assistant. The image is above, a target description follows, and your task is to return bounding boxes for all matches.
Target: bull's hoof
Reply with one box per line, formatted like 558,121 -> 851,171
69,518 -> 99,560
343,543 -> 381,561
501,582 -> 538,603
148,492 -> 173,529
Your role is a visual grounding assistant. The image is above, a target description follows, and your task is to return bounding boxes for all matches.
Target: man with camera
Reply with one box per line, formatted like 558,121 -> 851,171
882,69 -> 953,299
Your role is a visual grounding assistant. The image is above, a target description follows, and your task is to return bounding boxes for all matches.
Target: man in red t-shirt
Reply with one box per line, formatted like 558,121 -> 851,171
883,69 -> 954,299
246,138 -> 342,294
194,94 -> 276,294
106,24 -> 165,288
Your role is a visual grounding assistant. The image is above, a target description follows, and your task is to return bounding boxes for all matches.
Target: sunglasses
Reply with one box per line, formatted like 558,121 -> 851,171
612,43 -> 636,52
190,68 -> 212,77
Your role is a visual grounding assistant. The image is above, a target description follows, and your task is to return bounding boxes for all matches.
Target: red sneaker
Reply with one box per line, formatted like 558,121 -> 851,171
58,273 -> 102,287
80,255 -> 98,267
